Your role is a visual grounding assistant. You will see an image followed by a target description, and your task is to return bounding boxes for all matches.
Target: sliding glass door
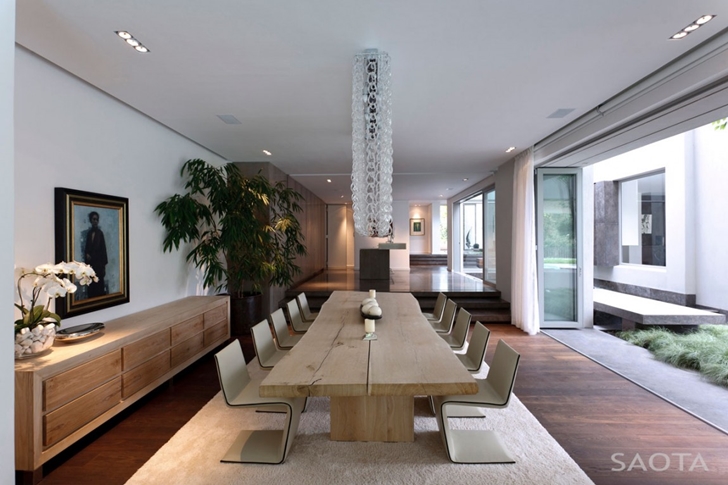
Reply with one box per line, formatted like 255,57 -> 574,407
536,169 -> 582,328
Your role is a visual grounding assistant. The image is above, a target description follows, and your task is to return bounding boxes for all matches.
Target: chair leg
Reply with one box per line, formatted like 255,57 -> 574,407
434,400 -> 515,464
257,396 -> 308,414
221,398 -> 305,464
429,396 -> 484,418
221,429 -> 288,464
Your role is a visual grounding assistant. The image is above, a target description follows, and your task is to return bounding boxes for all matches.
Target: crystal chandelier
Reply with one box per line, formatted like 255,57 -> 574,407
351,49 -> 393,237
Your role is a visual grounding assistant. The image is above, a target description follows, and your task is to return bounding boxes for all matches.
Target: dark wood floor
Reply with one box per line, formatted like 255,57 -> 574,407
30,324 -> 728,485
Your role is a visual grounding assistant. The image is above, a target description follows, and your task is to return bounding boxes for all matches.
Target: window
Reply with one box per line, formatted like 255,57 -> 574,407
439,204 -> 448,252
484,188 -> 496,283
620,171 -> 666,266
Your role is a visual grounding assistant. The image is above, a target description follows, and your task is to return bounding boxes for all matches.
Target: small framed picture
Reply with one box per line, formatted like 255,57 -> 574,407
410,218 -> 425,236
54,188 -> 130,318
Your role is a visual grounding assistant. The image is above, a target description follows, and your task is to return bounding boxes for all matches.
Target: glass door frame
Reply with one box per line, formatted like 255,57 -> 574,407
536,168 -> 584,328
454,190 -> 485,281
483,186 -> 496,285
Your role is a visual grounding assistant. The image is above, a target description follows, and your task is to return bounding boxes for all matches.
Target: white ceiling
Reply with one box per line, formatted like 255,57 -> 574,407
15,1 -> 728,204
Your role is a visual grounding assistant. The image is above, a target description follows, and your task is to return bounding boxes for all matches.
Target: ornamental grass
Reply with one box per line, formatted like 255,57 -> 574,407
619,324 -> 728,387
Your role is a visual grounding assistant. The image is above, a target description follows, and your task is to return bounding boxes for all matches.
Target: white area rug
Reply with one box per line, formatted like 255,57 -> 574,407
126,361 -> 593,485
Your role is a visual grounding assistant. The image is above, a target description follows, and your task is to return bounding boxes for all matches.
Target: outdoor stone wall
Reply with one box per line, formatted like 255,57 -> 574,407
594,181 -> 619,267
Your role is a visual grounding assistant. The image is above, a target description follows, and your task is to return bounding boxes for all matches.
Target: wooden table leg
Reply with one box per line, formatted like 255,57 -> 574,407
330,395 -> 414,442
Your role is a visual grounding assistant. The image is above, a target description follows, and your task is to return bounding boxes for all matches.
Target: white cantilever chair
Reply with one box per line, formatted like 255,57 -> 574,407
269,309 -> 303,350
422,292 -> 447,322
215,340 -> 305,464
286,299 -> 313,334
457,322 -> 491,374
432,340 -> 521,464
296,293 -> 318,323
430,299 -> 457,334
251,319 -> 288,369
439,308 -> 471,351
440,321 -> 491,417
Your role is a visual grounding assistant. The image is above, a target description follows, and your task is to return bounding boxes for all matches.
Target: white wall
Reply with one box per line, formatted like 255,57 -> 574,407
14,48 -> 226,330
353,201 -> 410,270
2,1 -> 15,480
408,204 -> 431,254
693,125 -> 728,311
327,205 -> 348,268
431,201 -> 445,254
592,133 -> 694,296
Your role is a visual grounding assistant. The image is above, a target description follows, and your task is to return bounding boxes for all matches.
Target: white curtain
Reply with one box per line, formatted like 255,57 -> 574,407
511,147 -> 540,335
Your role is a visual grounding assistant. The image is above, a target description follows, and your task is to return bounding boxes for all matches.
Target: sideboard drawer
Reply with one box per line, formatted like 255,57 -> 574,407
170,333 -> 205,368
123,329 -> 170,371
171,315 -> 204,345
204,305 -> 227,328
122,351 -> 171,399
43,351 -> 122,412
43,377 -> 122,447
204,320 -> 228,346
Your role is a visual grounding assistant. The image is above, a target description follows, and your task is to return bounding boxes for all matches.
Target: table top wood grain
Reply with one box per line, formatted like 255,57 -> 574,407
259,291 -> 477,398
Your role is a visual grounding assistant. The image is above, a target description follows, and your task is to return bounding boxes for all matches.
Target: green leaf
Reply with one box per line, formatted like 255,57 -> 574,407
154,159 -> 308,297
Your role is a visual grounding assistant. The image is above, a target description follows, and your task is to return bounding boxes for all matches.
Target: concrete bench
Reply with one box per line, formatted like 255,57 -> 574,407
593,288 -> 726,330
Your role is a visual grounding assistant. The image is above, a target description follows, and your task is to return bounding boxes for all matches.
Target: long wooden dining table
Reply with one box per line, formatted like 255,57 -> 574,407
258,291 -> 478,442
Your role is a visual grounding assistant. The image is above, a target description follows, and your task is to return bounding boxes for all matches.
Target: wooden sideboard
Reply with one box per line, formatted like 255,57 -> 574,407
14,295 -> 230,480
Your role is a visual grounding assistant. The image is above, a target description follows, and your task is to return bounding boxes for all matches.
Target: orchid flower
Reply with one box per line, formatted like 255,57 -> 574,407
15,261 -> 98,333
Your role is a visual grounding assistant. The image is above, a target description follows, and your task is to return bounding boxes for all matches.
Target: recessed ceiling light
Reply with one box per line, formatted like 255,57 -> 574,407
340,195 -> 344,198
326,179 -> 332,183
670,15 -> 715,40
547,108 -> 575,119
115,31 -> 149,53
217,114 -> 241,125
506,147 -> 516,153
463,178 -> 469,182
262,150 -> 272,156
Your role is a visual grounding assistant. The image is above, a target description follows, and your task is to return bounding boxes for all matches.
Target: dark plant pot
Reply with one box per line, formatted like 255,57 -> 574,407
230,292 -> 263,336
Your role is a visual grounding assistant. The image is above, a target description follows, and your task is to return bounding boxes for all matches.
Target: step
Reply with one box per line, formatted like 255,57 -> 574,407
468,308 -> 511,323
410,254 -> 447,266
593,288 -> 725,326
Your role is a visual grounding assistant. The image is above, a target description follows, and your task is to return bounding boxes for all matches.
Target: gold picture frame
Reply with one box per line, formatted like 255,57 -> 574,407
54,188 -> 130,318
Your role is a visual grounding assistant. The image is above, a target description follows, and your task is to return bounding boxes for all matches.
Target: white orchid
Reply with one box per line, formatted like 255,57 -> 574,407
34,263 -> 56,276
62,279 -> 78,294
15,261 -> 99,333
45,284 -> 67,299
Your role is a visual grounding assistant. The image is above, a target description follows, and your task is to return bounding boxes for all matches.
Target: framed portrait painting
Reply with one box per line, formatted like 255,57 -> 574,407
54,188 -> 130,318
410,218 -> 425,236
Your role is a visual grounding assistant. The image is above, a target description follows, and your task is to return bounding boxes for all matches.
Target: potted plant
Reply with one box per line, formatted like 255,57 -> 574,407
155,159 -> 307,334
15,261 -> 97,358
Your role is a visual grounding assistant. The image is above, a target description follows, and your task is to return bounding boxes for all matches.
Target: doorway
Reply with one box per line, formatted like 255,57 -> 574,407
460,192 -> 483,280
